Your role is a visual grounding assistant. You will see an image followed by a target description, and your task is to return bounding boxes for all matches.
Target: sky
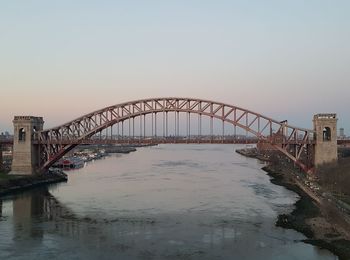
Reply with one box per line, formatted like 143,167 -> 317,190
0,1 -> 349,134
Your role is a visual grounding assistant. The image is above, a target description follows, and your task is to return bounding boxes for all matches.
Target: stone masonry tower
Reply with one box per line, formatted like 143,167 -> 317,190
313,114 -> 338,168
11,116 -> 44,175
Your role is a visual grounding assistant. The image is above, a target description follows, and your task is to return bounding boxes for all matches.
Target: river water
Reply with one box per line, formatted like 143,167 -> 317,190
0,144 -> 337,259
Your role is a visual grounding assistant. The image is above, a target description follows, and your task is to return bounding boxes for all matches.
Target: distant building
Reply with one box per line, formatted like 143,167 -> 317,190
0,131 -> 12,140
339,128 -> 345,139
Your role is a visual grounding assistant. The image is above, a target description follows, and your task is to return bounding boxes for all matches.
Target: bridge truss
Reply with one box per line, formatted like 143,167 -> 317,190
35,98 -> 315,172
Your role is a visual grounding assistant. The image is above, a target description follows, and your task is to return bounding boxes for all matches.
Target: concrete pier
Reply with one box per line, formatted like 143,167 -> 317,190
313,114 -> 338,168
11,116 -> 44,175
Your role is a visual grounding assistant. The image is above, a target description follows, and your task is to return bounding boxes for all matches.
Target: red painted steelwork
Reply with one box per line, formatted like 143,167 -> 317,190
35,97 -> 316,172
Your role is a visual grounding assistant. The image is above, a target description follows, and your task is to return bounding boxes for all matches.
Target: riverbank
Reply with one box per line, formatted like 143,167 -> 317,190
236,148 -> 350,260
235,147 -> 270,161
0,144 -> 150,195
0,170 -> 67,197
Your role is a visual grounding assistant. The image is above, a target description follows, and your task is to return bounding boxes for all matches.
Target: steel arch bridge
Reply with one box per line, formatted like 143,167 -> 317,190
36,97 -> 315,172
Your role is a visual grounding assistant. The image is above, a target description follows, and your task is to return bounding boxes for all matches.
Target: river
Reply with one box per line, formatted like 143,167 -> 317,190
0,144 -> 337,259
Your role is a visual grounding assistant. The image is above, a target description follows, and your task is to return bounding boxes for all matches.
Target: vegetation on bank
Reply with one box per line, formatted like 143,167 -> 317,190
0,171 -> 17,180
0,171 -> 67,197
317,157 -> 350,201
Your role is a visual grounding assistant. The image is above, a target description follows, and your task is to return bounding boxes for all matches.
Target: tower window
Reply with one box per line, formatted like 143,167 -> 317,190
323,127 -> 331,141
19,128 -> 26,142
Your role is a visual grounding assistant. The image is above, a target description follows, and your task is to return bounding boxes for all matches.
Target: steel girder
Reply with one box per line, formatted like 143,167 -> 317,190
36,97 -> 315,172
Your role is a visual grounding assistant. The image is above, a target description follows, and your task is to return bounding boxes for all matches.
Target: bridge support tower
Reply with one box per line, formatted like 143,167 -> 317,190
313,114 -> 338,168
11,116 -> 44,175
0,144 -> 3,171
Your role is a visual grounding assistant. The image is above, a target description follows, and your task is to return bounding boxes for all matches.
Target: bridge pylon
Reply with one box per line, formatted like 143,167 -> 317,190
11,116 -> 44,175
313,114 -> 338,168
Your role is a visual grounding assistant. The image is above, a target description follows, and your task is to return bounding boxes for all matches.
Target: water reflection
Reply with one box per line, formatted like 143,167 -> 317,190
0,145 -> 339,259
13,190 -> 45,240
3,185 -> 337,260
11,188 -> 78,239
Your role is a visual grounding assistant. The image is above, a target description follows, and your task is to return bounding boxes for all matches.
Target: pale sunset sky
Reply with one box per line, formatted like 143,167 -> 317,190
0,1 -> 349,134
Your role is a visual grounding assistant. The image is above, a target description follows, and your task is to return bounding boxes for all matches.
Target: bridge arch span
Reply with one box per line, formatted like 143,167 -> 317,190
36,97 -> 314,172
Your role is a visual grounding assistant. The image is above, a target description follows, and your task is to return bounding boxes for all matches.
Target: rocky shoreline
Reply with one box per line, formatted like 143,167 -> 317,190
237,149 -> 350,260
0,170 -> 67,197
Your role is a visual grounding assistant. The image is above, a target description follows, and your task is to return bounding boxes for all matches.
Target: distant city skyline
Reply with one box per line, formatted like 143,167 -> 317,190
1,1 -> 349,134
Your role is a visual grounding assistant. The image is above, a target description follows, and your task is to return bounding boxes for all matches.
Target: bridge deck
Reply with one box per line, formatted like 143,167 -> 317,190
3,138 -> 350,146
36,138 -> 260,145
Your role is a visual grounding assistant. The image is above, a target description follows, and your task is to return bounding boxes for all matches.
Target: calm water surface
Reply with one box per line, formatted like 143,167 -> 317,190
0,145 -> 337,259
